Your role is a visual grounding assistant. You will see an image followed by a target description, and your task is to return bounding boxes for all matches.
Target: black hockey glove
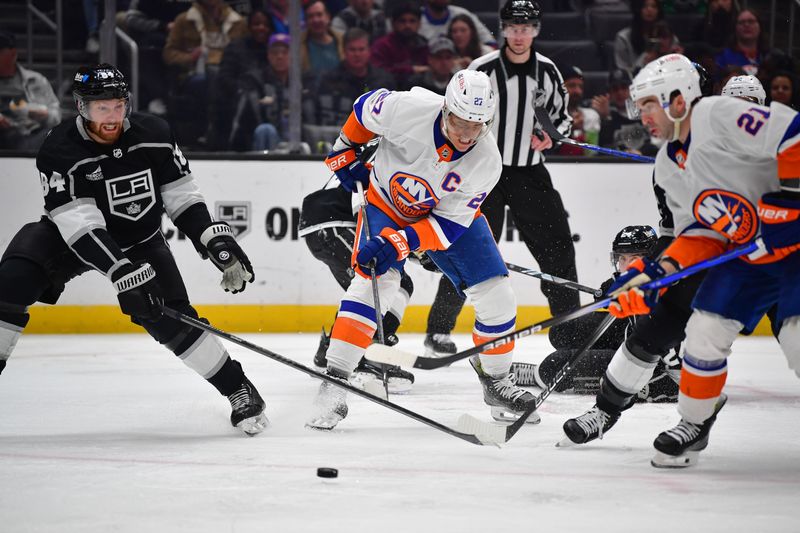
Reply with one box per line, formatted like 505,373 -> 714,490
112,262 -> 164,321
199,222 -> 255,293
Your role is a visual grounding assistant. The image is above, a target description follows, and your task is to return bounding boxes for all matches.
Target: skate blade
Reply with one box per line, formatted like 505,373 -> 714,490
305,414 -> 345,431
490,407 -> 541,425
236,413 -> 269,436
651,450 -> 699,468
555,434 -> 579,448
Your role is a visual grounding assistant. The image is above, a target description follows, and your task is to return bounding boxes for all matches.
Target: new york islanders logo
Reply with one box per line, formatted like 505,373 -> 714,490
693,189 -> 757,243
389,172 -> 439,218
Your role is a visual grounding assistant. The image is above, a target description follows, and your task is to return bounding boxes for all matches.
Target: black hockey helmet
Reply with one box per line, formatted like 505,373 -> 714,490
72,64 -> 130,121
610,225 -> 658,271
500,0 -> 541,26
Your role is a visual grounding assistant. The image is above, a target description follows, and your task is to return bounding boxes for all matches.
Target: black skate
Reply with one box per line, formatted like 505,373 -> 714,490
424,333 -> 457,356
469,356 -> 540,424
313,328 -> 330,370
351,359 -> 415,394
558,405 -> 620,447
651,393 -> 728,468
306,370 -> 349,431
511,362 -> 540,387
228,377 -> 269,436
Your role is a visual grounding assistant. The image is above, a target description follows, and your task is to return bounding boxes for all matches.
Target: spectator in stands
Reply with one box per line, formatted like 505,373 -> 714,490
371,3 -> 429,89
768,71 -> 798,110
613,0 -> 674,76
714,8 -> 767,78
331,0 -> 388,43
640,20 -> 683,66
555,65 -> 601,156
229,33 -> 293,151
163,0 -> 247,143
419,0 -> 496,47
266,0 -> 295,34
306,28 -> 395,127
301,0 -> 344,74
447,13 -> 493,70
83,0 -> 100,53
125,0 -> 194,115
692,0 -> 738,50
210,6 -> 274,149
407,36 -> 455,93
662,0 -> 706,13
0,32 -> 60,151
592,68 -> 656,155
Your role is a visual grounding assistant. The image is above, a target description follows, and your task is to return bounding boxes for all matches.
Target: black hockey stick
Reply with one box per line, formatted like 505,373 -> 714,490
505,262 -> 602,297
161,307 -> 512,446
365,240 -> 760,370
475,313 -> 617,443
533,107 -> 655,163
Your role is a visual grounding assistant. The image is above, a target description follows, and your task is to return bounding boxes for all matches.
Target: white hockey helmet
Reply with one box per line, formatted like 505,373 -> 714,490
722,75 -> 767,105
627,54 -> 702,123
444,70 -> 496,124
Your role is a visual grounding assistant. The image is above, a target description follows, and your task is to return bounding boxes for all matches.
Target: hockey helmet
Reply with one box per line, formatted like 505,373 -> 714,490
443,70 -> 496,146
72,64 -> 130,121
722,75 -> 766,105
627,54 -> 702,123
610,225 -> 658,271
692,62 -> 713,98
500,0 -> 541,37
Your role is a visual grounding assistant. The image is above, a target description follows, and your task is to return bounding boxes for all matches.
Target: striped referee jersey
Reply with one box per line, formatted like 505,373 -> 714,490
469,48 -> 571,167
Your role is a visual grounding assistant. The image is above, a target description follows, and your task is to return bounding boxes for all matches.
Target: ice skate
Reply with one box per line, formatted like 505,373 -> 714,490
227,377 -> 269,436
350,358 -> 415,394
558,405 -> 620,447
510,362 -> 540,387
424,333 -> 457,357
469,356 -> 540,425
313,328 -> 330,370
651,394 -> 728,468
306,370 -> 349,431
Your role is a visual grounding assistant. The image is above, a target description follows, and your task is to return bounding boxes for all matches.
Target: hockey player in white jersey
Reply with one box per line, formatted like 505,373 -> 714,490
609,54 -> 800,468
721,74 -> 766,105
307,70 -> 538,430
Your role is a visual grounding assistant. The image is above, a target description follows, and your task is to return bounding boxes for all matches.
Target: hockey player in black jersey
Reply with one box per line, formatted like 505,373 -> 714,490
511,226 -> 681,404
0,64 -> 267,436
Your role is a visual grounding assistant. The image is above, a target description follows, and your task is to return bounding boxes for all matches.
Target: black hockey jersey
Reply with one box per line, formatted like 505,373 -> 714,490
36,113 -> 209,277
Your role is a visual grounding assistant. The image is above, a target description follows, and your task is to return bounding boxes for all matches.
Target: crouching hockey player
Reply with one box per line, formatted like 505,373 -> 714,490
612,54 -> 800,467
0,65 -> 267,435
307,70 -> 539,430
512,226 -> 680,403
298,171 -> 415,393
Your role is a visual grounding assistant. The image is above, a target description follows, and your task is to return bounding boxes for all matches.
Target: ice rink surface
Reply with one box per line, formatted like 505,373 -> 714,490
1,332 -> 798,532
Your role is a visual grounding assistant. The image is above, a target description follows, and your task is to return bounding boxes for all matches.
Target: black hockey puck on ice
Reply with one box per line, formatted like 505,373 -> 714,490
317,467 -> 338,478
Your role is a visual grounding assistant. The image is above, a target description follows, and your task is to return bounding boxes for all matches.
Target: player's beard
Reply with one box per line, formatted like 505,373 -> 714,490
86,120 -> 123,144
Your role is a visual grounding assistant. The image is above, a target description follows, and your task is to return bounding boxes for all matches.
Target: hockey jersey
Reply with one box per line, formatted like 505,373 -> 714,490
36,113 -> 208,277
344,87 -> 502,250
659,96 -> 800,266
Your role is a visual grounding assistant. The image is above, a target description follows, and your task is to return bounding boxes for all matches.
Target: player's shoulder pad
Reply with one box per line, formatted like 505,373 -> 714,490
127,112 -> 173,144
469,50 -> 500,71
36,118 -> 90,171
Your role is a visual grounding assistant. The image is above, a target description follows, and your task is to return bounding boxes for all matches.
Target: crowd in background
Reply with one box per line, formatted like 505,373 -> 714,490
1,0 -> 799,154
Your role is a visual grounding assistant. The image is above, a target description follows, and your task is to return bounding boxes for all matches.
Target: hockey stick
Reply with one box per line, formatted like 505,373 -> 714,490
366,240 -> 760,370
161,307 -> 511,447
355,180 -> 389,394
505,262 -> 603,297
533,107 -> 655,163
466,313 -> 618,442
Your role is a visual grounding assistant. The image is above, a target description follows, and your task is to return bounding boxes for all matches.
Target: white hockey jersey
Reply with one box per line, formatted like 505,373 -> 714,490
659,96 -> 800,265
345,87 -> 502,250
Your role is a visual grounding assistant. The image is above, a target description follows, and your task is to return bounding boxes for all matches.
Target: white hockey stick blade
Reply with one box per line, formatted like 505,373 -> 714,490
365,343 -> 418,367
455,414 -> 506,447
362,378 -> 389,400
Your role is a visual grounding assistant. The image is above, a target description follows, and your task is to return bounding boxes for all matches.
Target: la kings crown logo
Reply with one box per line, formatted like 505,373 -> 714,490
216,201 -> 251,238
105,170 -> 156,221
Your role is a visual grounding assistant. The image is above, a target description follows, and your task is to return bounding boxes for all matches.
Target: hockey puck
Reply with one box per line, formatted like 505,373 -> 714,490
317,467 -> 338,478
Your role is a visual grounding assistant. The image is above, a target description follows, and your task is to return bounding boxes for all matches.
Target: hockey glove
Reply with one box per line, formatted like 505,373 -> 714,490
607,258 -> 666,318
112,262 -> 164,321
356,228 -> 413,276
758,192 -> 800,256
325,147 -> 370,193
199,222 -> 255,293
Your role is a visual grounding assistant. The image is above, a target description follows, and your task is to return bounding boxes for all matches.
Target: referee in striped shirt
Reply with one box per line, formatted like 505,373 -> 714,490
424,0 -> 580,355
